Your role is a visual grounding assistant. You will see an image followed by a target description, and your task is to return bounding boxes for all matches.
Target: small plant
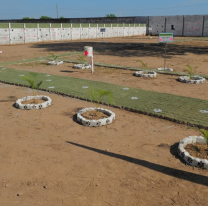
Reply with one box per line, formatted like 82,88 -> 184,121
86,87 -> 114,116
137,60 -> 147,68
77,54 -> 88,65
21,72 -> 42,97
49,53 -> 59,62
183,65 -> 197,80
189,127 -> 208,144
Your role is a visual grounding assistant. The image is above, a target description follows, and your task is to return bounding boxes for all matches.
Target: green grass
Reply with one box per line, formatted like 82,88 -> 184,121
1,67 -> 208,128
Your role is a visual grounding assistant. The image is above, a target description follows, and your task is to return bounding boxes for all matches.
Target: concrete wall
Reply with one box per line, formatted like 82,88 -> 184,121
166,16 -> 183,36
149,16 -> 166,36
183,15 -> 203,37
148,15 -> 208,37
203,15 -> 208,36
0,24 -> 146,45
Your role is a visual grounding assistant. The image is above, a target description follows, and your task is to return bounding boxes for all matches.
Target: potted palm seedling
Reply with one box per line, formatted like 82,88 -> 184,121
178,127 -> 208,169
47,53 -> 63,65
178,65 -> 205,84
15,72 -> 52,110
134,60 -> 157,78
73,54 -> 91,69
77,87 -> 115,126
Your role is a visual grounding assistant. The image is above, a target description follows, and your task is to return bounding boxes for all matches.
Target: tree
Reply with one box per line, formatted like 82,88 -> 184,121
59,16 -> 65,19
106,14 -> 116,17
22,17 -> 34,20
40,16 -> 52,19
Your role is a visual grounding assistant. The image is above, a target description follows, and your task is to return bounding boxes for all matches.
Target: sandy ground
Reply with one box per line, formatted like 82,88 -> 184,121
1,36 -> 208,206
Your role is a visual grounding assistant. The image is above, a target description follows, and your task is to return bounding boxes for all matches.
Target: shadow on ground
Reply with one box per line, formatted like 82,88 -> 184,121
31,40 -> 208,58
66,141 -> 208,186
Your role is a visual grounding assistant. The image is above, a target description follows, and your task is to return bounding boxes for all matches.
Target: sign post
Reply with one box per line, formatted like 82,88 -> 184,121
159,33 -> 173,70
100,28 -> 106,43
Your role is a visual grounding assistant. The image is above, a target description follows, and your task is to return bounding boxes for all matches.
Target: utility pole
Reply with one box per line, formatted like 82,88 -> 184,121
56,4 -> 58,19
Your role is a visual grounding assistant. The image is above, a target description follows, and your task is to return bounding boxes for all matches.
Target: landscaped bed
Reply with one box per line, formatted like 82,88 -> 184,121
1,36 -> 208,206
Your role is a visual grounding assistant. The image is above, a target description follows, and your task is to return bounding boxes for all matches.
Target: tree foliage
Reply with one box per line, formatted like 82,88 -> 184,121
106,14 -> 116,17
22,17 -> 34,20
40,16 -> 52,19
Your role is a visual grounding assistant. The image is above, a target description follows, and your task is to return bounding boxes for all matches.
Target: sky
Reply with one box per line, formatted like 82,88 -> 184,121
0,0 -> 208,19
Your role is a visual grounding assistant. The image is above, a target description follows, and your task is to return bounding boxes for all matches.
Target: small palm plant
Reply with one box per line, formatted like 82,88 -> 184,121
87,87 -> 114,116
189,127 -> 208,144
77,54 -> 88,65
137,60 -> 147,68
183,65 -> 197,80
21,72 -> 42,98
49,53 -> 59,62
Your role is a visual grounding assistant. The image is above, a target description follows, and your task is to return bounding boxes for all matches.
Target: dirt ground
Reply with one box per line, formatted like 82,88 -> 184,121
1,36 -> 208,206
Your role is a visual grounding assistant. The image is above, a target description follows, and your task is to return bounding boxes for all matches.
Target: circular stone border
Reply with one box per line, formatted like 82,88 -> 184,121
15,95 -> 52,110
77,107 -> 115,127
134,70 -> 157,78
73,64 -> 91,69
178,76 -> 206,84
47,60 -> 63,65
157,68 -> 173,72
177,136 -> 208,169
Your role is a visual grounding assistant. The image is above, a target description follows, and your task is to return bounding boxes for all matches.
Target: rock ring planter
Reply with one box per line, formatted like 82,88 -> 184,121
77,107 -> 115,127
134,70 -> 157,78
15,95 -> 52,110
178,136 -> 208,169
157,68 -> 173,72
178,76 -> 206,84
73,64 -> 91,69
47,60 -> 63,65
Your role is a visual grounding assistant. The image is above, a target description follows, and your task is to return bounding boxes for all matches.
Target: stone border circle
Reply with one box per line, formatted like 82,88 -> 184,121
134,70 -> 157,78
15,95 -> 52,110
77,107 -> 115,127
178,136 -> 208,169
157,68 -> 173,71
73,64 -> 91,69
178,76 -> 206,84
47,60 -> 63,65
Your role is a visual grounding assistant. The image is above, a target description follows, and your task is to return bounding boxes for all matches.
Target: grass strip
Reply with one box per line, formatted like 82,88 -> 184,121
0,67 -> 208,128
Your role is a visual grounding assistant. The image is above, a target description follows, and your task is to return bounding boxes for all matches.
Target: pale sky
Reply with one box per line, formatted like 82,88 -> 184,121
0,0 -> 208,19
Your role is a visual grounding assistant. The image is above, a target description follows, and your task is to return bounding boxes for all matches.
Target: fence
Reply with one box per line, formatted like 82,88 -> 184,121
0,23 -> 146,45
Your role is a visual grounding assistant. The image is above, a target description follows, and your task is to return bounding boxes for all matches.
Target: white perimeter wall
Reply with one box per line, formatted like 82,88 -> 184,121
0,24 -> 146,45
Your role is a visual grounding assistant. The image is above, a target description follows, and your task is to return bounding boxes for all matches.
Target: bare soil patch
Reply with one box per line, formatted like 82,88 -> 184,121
21,99 -> 45,104
185,143 -> 208,160
1,36 -> 208,205
81,110 -> 109,120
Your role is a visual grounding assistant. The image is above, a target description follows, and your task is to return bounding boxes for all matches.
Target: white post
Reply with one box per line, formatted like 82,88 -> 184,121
123,23 -> 125,36
23,23 -> 26,44
80,23 -> 82,40
111,23 -> 112,37
96,24 -> 98,39
91,55 -> 94,73
88,23 -> 90,39
61,23 -> 63,41
49,23 -> 51,41
134,23 -> 135,36
9,23 -> 11,44
139,23 -> 140,35
129,24 -> 130,36
71,23 -> 73,40
84,46 -> 94,73
117,24 -> 118,37
37,24 -> 39,42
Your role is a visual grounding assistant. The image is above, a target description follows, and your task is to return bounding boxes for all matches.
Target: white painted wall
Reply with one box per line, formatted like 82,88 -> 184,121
0,24 -> 146,45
